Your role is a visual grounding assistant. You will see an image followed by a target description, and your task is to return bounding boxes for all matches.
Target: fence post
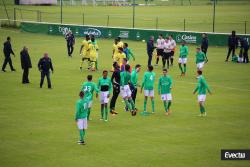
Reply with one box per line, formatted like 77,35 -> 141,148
82,13 -> 84,25
184,18 -> 186,31
107,15 -> 110,27
156,17 -> 158,30
14,8 -> 16,26
245,21 -> 247,34
37,10 -> 39,22
40,11 -> 42,22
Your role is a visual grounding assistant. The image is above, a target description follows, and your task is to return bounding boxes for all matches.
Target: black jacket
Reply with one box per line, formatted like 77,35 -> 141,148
111,69 -> 121,89
38,57 -> 54,72
201,37 -> 208,51
3,41 -> 15,57
228,35 -> 237,48
20,50 -> 32,69
147,40 -> 155,54
241,37 -> 249,50
66,34 -> 75,45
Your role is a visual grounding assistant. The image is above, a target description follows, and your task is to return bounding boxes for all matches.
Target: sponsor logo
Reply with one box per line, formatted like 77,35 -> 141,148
221,150 -> 250,160
119,31 -> 129,38
83,28 -> 102,37
58,26 -> 71,35
176,34 -> 197,43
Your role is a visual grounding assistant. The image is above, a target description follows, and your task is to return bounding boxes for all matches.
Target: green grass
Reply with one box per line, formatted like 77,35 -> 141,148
0,28 -> 250,167
1,3 -> 250,33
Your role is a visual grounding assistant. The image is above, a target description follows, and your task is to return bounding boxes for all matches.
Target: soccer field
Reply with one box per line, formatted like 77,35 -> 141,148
1,3 -> 250,33
0,28 -> 250,167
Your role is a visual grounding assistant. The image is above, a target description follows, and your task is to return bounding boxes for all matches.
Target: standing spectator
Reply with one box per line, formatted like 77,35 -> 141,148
147,36 -> 155,66
168,35 -> 176,66
2,36 -> 16,72
201,33 -> 209,56
65,31 -> 75,57
20,46 -> 32,84
225,30 -> 237,62
38,53 -> 54,89
155,34 -> 165,67
242,37 -> 249,63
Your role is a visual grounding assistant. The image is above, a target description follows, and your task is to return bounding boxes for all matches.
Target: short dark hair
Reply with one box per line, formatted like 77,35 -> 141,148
124,43 -> 128,47
163,68 -> 168,72
118,47 -> 123,51
232,30 -> 236,36
196,47 -> 201,50
148,65 -> 153,72
125,64 -> 130,71
87,75 -> 92,81
123,58 -> 127,62
113,62 -> 119,69
79,91 -> 84,98
85,35 -> 90,38
117,37 -> 121,41
159,34 -> 163,37
103,70 -> 108,74
7,36 -> 10,40
135,64 -> 141,69
197,70 -> 202,75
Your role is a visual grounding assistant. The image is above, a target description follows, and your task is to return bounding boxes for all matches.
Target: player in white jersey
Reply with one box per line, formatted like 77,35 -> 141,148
168,35 -> 176,66
163,37 -> 172,69
155,34 -> 165,67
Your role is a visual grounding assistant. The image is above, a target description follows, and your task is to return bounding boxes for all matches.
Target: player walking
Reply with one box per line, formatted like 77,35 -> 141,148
195,48 -> 207,71
158,69 -> 172,115
98,70 -> 112,121
193,70 -> 212,117
178,41 -> 189,76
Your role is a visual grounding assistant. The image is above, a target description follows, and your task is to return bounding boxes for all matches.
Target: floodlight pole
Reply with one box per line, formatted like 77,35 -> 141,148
212,0 -> 216,32
60,0 -> 63,24
132,0 -> 135,28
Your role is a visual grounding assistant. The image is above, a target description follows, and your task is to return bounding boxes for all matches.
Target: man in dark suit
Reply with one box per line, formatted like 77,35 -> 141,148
201,33 -> 209,55
20,46 -> 32,84
38,53 -> 54,89
65,31 -> 75,57
226,31 -> 237,62
2,36 -> 16,72
147,36 -> 155,66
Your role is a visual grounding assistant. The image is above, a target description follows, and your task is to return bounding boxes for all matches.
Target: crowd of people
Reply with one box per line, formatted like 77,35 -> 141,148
1,30 -> 249,145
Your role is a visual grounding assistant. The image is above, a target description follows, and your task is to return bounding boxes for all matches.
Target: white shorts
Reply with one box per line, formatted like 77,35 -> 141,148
144,90 -> 154,97
120,85 -> 132,98
88,101 -> 92,108
100,91 -> 109,104
161,94 -> 172,101
198,94 -> 206,102
77,118 -> 88,130
178,58 -> 187,64
197,62 -> 205,70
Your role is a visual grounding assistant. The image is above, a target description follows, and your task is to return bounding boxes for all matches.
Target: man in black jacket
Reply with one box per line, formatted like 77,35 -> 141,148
226,31 -> 237,62
38,53 -> 54,89
20,46 -> 32,84
147,36 -> 155,66
2,37 -> 16,72
110,62 -> 120,115
241,37 -> 249,63
201,33 -> 209,55
65,31 -> 75,57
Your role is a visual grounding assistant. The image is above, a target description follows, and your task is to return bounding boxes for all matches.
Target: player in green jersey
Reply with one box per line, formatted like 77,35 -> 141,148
193,70 -> 212,117
178,41 -> 189,76
80,75 -> 99,120
97,70 -> 112,121
195,48 -> 208,71
158,68 -> 173,115
120,64 -> 137,116
75,91 -> 89,145
131,64 -> 141,104
141,65 -> 156,114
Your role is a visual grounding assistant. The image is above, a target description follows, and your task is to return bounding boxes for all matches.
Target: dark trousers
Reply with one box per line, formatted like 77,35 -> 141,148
243,48 -> 249,63
131,87 -> 137,104
22,68 -> 29,83
163,52 -> 171,68
226,47 -> 236,60
110,86 -> 120,110
147,52 -> 153,66
2,56 -> 14,71
40,71 -> 51,88
67,43 -> 74,56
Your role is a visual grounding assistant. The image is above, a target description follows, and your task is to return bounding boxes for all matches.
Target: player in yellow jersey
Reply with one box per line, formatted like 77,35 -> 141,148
89,38 -> 99,71
79,35 -> 91,71
116,47 -> 126,67
117,37 -> 124,48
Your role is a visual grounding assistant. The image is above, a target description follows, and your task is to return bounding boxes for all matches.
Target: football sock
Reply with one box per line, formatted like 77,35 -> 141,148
151,99 -> 155,113
79,129 -> 84,141
87,108 -> 91,120
184,64 -> 186,73
101,105 -> 104,119
178,64 -> 183,73
104,106 -> 108,120
163,101 -> 168,112
171,58 -> 174,65
129,98 -> 135,110
167,101 -> 172,111
144,98 -> 147,111
200,105 -> 205,113
125,99 -> 132,111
